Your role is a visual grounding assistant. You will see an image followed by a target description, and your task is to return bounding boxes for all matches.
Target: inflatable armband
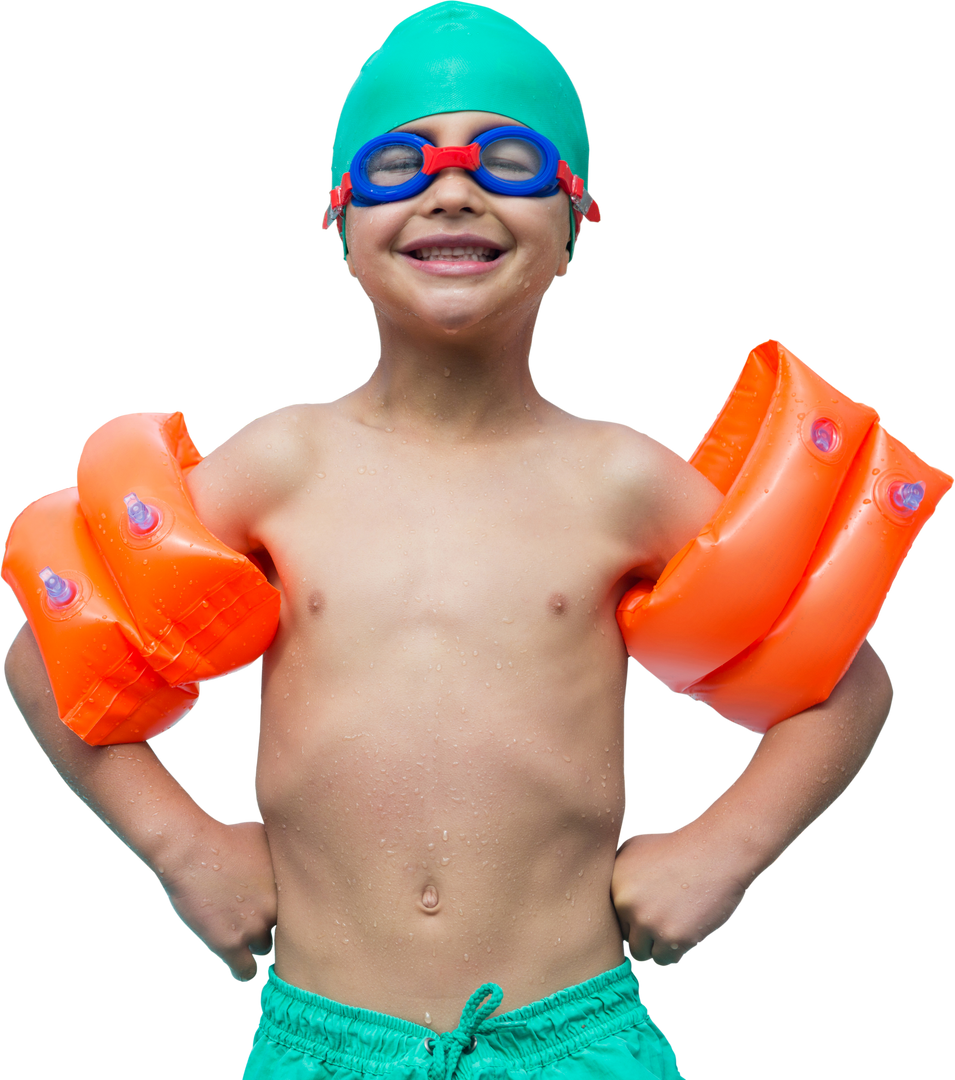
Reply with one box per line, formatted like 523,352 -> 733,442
77,413 -> 280,686
3,414 -> 280,745
3,488 -> 199,743
617,341 -> 951,733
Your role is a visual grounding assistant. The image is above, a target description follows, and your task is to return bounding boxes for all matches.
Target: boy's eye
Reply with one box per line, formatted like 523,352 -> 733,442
364,144 -> 424,186
480,138 -> 542,181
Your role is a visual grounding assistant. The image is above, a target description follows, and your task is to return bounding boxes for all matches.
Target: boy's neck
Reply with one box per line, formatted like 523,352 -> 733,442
350,306 -> 551,441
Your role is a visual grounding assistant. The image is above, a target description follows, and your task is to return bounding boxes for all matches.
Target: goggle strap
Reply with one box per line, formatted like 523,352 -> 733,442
557,158 -> 600,226
319,174 -> 354,232
574,190 -> 599,222
555,160 -> 578,201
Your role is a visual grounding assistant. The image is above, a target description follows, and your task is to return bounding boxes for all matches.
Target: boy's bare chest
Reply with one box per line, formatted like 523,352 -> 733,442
258,438 -> 633,635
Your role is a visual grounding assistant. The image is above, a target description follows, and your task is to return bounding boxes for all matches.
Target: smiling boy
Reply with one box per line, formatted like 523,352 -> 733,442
5,5 -> 893,1079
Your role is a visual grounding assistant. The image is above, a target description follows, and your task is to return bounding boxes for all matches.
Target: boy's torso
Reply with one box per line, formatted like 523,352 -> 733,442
191,397 -> 705,1029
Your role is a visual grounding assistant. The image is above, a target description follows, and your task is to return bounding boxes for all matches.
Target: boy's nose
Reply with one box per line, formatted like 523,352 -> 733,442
421,168 -> 488,210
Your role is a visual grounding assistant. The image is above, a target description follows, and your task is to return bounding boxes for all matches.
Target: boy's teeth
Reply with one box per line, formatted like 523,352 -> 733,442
412,245 -> 497,261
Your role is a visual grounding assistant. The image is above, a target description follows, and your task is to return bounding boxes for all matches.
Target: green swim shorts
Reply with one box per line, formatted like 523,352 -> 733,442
243,959 -> 683,1078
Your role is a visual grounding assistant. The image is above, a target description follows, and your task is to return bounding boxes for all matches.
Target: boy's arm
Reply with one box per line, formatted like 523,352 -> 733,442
606,425 -> 893,962
5,622 -> 277,980
611,639 -> 892,964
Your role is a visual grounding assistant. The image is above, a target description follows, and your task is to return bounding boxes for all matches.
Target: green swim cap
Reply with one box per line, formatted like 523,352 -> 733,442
332,2 -> 590,253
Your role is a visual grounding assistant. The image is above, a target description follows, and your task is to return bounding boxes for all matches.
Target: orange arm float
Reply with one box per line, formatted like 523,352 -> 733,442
3,413 -> 280,744
2,488 -> 198,744
76,413 -> 280,686
617,341 -> 952,733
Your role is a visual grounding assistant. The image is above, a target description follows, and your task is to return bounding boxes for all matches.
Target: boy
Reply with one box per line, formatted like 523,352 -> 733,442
2,4 -> 905,1077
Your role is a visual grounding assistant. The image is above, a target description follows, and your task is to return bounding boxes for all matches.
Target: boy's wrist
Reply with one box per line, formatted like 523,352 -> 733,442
675,808 -> 784,887
139,806 -> 226,883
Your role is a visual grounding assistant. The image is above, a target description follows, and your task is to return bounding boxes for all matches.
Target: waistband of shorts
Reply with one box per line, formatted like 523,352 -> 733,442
257,959 -> 648,1071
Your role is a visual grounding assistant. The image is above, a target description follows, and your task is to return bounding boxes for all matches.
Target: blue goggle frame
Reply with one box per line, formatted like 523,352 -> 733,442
324,126 -> 599,229
352,127 -> 560,205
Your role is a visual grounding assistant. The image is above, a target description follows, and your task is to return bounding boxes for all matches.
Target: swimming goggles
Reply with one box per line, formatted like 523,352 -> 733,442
323,126 -> 600,230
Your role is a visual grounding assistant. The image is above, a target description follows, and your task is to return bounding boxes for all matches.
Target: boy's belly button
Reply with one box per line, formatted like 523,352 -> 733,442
418,884 -> 440,913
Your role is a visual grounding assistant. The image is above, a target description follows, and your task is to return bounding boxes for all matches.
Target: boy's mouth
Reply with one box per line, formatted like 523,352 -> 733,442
409,245 -> 502,262
397,234 -> 508,276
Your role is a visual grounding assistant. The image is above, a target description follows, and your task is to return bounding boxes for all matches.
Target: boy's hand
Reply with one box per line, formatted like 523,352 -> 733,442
159,820 -> 277,981
611,830 -> 748,965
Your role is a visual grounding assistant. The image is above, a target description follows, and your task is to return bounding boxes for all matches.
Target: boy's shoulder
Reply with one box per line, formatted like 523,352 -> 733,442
550,411 -> 714,506
538,410 -> 723,577
185,402 -> 338,552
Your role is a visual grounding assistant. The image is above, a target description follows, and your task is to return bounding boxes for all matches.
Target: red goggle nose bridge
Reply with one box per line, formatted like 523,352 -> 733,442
421,142 -> 482,174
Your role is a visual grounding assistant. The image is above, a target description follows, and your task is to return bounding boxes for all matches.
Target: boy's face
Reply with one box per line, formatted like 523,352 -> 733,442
345,111 -> 571,336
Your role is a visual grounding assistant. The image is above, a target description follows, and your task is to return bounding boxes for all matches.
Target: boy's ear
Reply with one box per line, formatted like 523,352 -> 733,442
556,246 -> 570,277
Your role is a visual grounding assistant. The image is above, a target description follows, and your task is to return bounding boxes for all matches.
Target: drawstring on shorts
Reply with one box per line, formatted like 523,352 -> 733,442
424,982 -> 503,1079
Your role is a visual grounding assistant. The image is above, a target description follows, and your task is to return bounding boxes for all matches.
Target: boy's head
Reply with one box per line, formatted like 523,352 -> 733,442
330,3 -> 593,257
342,108 -> 576,338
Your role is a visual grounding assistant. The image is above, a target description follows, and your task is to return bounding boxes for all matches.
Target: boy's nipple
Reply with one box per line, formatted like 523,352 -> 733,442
548,592 -> 568,616
420,885 -> 440,912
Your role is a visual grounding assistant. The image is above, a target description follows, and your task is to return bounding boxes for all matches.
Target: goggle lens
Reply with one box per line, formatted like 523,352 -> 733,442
363,143 -> 425,187
480,138 -> 543,182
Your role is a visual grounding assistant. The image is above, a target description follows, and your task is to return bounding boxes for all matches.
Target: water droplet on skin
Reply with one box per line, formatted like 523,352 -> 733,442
681,883 -> 690,889
464,953 -> 469,961
317,472 -> 326,479
425,1011 -> 432,1025
444,368 -> 451,377
357,466 -> 366,474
